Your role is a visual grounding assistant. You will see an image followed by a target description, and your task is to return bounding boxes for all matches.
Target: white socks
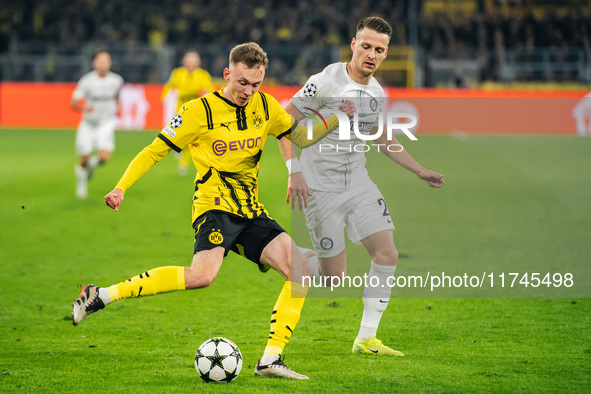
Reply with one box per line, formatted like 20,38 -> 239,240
75,165 -> 88,198
296,247 -> 396,341
260,353 -> 280,365
357,260 -> 396,342
98,287 -> 112,305
297,247 -> 320,279
88,155 -> 100,169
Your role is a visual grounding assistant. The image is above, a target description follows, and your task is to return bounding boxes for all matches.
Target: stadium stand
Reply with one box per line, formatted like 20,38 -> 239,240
0,0 -> 589,86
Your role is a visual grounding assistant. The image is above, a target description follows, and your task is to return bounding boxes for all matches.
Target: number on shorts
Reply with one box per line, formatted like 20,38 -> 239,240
377,198 -> 392,223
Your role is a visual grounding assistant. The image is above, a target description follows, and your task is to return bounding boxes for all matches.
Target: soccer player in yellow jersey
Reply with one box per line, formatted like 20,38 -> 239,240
162,50 -> 214,175
71,42 -> 354,379
162,51 -> 214,109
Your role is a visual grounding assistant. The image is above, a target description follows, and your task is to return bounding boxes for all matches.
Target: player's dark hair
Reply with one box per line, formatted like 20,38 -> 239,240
357,16 -> 392,38
229,42 -> 269,70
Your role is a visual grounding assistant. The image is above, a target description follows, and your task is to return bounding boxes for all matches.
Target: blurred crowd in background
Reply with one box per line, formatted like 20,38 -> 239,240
2,0 -> 590,50
1,0 -> 590,86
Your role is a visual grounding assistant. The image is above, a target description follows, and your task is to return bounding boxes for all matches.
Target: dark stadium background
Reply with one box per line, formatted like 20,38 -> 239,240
1,0 -> 590,87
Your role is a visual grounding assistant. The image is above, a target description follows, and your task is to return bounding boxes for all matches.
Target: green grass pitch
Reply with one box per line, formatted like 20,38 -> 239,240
1,128 -> 589,392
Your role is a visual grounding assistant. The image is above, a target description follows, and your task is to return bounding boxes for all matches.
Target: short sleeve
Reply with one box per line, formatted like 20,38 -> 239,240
72,75 -> 88,101
116,74 -> 124,90
264,93 -> 295,140
292,70 -> 331,113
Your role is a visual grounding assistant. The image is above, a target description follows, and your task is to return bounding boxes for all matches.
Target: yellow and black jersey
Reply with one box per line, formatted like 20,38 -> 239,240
114,90 -> 335,220
158,90 -> 294,222
161,67 -> 214,111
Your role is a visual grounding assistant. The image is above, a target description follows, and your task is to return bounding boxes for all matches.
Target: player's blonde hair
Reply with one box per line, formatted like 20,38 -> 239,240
229,42 -> 269,70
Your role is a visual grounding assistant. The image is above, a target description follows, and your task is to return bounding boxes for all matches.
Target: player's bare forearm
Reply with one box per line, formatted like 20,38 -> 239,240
277,137 -> 311,210
115,96 -> 121,116
375,133 -> 422,173
375,132 -> 445,188
70,99 -> 82,111
70,99 -> 92,113
278,136 -> 297,162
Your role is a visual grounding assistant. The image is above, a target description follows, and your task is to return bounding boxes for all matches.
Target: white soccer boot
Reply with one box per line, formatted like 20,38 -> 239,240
71,285 -> 105,325
254,358 -> 309,379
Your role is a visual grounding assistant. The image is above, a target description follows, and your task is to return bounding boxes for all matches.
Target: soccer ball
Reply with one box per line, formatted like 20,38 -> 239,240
194,337 -> 243,383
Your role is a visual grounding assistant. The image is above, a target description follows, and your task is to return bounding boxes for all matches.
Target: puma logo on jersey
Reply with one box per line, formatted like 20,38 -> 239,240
220,123 -> 230,131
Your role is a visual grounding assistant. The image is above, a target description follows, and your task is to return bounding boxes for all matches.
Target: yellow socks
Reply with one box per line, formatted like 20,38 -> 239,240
264,281 -> 308,357
107,266 -> 185,302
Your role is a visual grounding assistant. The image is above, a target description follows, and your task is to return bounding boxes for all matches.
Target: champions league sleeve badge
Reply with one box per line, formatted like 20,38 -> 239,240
302,83 -> 318,97
170,114 -> 183,129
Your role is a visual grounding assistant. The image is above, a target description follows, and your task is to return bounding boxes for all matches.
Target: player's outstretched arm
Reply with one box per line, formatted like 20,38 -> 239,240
70,98 -> 93,113
374,131 -> 444,188
287,100 -> 355,148
104,138 -> 173,211
417,169 -> 445,188
277,137 -> 311,210
287,172 -> 311,210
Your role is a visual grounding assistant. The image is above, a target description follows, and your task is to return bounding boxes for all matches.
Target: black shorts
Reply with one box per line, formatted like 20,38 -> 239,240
192,210 -> 286,268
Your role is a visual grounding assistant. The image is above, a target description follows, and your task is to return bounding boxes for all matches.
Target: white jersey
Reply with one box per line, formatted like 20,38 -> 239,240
293,62 -> 385,192
72,71 -> 123,125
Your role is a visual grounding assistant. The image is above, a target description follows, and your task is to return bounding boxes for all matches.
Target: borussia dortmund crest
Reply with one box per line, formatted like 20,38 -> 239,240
252,112 -> 263,129
209,230 -> 223,245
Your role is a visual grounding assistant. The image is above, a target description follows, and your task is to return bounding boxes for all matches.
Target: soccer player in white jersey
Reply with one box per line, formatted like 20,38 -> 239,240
71,50 -> 123,198
280,16 -> 445,356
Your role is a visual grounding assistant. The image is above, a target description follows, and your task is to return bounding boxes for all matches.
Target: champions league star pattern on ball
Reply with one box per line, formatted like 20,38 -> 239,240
195,337 -> 243,383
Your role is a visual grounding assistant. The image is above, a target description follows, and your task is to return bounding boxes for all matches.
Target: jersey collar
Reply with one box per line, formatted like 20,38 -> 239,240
213,90 -> 248,109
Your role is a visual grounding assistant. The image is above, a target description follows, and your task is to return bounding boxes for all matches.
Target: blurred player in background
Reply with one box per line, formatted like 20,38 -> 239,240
280,16 -> 444,356
572,91 -> 591,136
71,50 -> 123,199
162,50 -> 214,175
71,42 -> 354,379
